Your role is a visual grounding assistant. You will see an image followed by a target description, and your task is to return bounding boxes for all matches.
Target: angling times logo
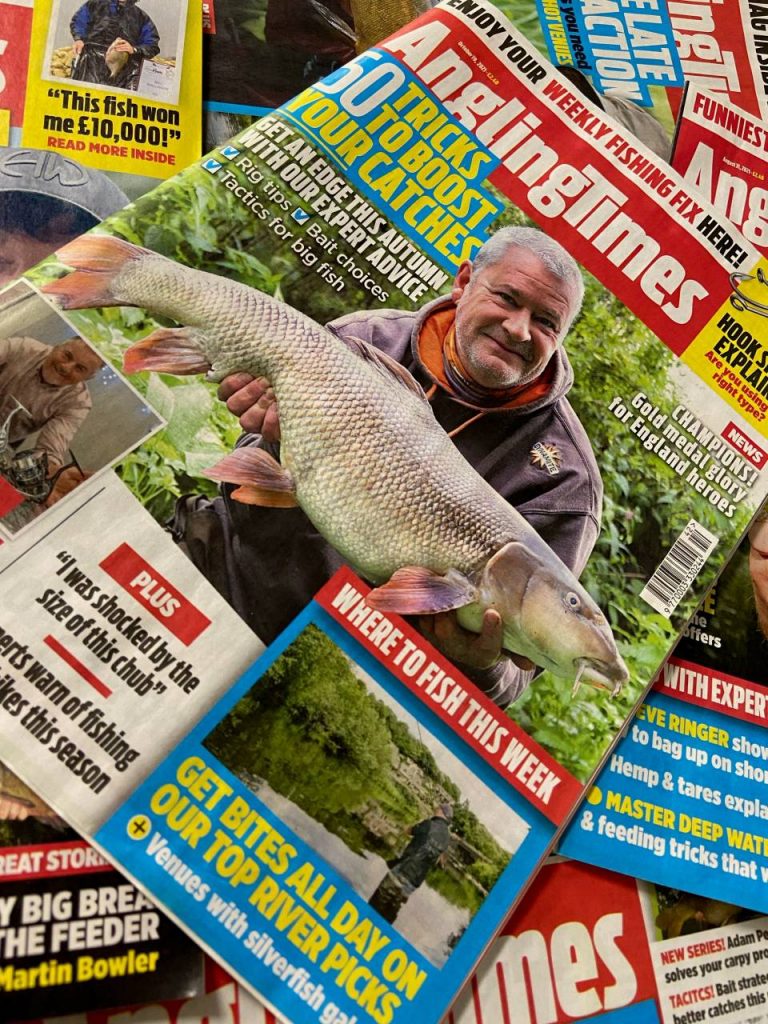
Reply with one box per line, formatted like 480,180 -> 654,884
530,442 -> 562,475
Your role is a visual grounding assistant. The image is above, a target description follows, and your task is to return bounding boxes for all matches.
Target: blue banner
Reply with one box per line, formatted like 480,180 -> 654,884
562,689 -> 768,912
535,0 -> 684,105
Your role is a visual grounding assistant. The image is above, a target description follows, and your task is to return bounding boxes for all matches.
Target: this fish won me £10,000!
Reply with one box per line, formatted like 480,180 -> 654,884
42,235 -> 629,696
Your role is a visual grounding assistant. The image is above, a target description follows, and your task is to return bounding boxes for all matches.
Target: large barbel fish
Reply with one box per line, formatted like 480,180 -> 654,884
43,235 -> 628,695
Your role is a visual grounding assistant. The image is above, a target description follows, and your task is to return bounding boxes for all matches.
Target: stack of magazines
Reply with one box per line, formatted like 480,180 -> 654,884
2,2 -> 768,1023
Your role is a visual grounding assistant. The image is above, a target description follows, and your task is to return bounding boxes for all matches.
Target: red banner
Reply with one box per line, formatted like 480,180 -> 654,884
317,567 -> 582,825
99,543 -> 211,645
655,656 -> 768,727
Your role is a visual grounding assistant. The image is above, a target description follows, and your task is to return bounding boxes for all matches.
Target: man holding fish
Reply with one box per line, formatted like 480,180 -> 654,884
44,224 -> 627,701
70,0 -> 160,91
205,226 -> 604,706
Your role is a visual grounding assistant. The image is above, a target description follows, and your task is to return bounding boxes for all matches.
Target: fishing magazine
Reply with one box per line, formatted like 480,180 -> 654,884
561,502 -> 768,923
0,2 -> 768,1022
0,763 -> 204,1019
449,857 -> 768,1024
560,84 -> 768,922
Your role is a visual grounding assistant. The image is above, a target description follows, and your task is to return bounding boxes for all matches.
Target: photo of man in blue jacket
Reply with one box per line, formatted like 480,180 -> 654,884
70,0 -> 160,90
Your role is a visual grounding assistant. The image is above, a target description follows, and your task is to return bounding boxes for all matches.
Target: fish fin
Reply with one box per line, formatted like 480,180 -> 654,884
343,336 -> 428,402
229,486 -> 298,508
43,270 -> 120,309
41,235 -> 149,309
56,234 -> 151,272
204,448 -> 297,508
368,567 -> 476,614
123,327 -> 212,375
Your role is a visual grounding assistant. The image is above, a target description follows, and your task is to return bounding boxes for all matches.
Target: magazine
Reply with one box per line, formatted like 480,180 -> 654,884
448,857 -> 768,1024
0,0 -> 201,294
528,0 -> 768,124
671,84 -> 768,258
0,2 -> 767,1021
560,85 -> 768,913
21,958 -> 270,1024
19,0 -> 202,181
561,501 -> 768,917
0,762 -> 204,1020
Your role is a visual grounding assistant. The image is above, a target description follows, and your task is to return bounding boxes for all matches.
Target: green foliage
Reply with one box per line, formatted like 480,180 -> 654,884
494,0 -> 547,51
207,625 -> 393,815
206,626 -> 510,909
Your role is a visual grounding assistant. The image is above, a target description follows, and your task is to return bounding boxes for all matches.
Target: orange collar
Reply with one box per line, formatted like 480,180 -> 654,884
416,306 -> 555,411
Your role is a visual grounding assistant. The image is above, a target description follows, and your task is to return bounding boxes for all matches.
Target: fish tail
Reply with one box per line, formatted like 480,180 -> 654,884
41,235 -> 149,309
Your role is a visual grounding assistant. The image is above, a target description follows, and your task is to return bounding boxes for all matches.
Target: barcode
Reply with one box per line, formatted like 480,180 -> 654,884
640,520 -> 718,617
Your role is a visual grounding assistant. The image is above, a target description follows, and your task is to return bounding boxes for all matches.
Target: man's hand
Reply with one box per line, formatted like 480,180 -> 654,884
749,517 -> 768,640
72,40 -> 84,55
111,38 -> 135,53
218,372 -> 281,442
418,608 -> 535,672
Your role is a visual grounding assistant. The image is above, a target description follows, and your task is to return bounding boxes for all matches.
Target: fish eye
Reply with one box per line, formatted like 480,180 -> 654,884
565,591 -> 581,610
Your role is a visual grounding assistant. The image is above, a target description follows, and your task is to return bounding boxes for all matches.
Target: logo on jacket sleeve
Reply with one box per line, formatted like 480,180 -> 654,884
530,442 -> 562,475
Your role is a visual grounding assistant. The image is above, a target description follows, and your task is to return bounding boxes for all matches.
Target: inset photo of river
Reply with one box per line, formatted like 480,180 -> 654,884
203,623 -> 529,966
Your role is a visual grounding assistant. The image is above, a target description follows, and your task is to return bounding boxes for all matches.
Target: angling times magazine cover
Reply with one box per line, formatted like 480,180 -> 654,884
0,763 -> 204,1019
561,503 -> 768,920
447,858 -> 768,1024
670,83 -> 768,261
1,0 -> 768,1020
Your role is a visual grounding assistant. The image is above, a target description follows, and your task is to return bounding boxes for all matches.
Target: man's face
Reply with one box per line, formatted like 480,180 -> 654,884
41,339 -> 103,387
451,247 -> 576,390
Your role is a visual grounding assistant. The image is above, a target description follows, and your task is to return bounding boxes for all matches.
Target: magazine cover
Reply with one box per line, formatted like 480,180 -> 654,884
560,84 -> 768,911
671,84 -> 768,258
0,2 -> 768,1021
21,958 -> 270,1024
0,762 -> 204,1019
448,857 -> 768,1024
527,0 -> 768,124
20,0 -> 202,180
0,1 -> 199,299
561,501 -> 768,916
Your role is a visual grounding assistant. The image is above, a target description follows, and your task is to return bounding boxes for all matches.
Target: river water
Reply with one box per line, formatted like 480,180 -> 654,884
248,776 -> 470,967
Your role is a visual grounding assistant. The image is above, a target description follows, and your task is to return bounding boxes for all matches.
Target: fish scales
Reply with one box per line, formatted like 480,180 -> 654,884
41,236 -> 629,691
107,251 -> 532,582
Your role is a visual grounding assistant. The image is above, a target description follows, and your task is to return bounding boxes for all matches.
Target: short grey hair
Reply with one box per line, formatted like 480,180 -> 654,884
472,226 -> 585,331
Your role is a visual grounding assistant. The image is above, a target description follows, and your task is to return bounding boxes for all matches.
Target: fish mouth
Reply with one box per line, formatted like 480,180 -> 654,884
571,656 -> 629,698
